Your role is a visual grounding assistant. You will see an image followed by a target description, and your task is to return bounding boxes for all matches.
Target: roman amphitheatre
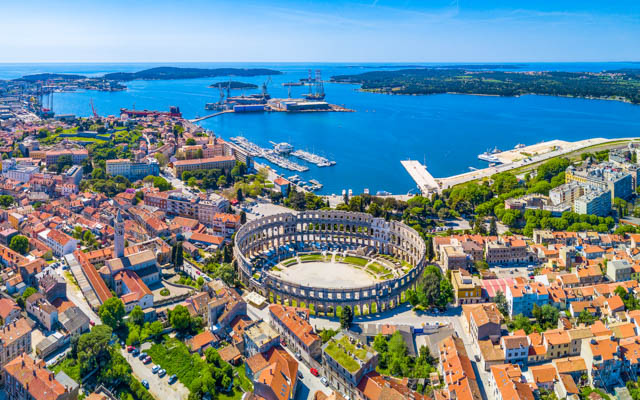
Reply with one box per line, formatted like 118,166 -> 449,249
234,210 -> 426,316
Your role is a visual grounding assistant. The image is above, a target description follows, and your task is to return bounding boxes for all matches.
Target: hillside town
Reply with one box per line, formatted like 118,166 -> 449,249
5,91 -> 640,400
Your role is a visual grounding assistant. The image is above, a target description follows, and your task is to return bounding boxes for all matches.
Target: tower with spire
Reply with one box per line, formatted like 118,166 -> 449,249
114,208 -> 125,259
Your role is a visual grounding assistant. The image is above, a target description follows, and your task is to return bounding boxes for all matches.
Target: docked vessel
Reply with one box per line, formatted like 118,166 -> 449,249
515,143 -> 525,149
478,147 -> 502,163
291,149 -> 336,168
272,142 -> 294,154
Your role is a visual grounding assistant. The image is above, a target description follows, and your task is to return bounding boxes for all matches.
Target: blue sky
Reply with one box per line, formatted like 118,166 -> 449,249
1,0 -> 639,62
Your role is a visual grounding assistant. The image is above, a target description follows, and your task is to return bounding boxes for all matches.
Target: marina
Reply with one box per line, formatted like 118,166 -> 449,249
229,136 -> 309,172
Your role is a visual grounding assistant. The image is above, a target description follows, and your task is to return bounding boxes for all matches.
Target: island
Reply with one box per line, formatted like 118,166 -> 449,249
103,66 -> 281,81
208,81 -> 259,90
331,68 -> 640,104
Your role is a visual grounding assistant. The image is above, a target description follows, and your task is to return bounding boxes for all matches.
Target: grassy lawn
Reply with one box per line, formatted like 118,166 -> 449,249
366,262 -> 389,275
51,357 -> 81,382
342,256 -> 368,267
146,338 -> 207,390
218,388 -> 245,400
299,254 -> 324,262
281,258 -> 297,266
233,365 -> 253,392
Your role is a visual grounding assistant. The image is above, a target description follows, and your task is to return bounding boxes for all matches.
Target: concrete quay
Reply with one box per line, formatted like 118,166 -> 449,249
404,137 -> 640,194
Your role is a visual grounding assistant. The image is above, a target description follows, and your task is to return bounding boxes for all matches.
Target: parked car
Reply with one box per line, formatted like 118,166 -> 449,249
295,353 -> 302,361
152,365 -> 160,374
132,348 -> 140,356
139,352 -> 147,360
320,377 -> 329,386
143,356 -> 152,364
120,341 -> 125,348
168,374 -> 178,384
310,368 -> 319,377
158,369 -> 167,378
141,380 -> 149,389
297,370 -> 303,379
127,345 -> 134,353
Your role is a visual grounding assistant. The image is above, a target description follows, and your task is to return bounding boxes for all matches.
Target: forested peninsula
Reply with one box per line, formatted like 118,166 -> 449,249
330,68 -> 640,104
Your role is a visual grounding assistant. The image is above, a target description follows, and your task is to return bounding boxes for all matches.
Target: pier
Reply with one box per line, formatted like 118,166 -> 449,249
189,110 -> 233,123
400,160 -> 439,195
402,138 -> 640,195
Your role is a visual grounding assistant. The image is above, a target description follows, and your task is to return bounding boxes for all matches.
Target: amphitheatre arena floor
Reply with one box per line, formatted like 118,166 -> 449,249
274,261 -> 378,289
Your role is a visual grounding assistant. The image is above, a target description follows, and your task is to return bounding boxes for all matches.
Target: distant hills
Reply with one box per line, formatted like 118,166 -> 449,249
15,73 -> 87,81
13,67 -> 282,83
103,67 -> 281,81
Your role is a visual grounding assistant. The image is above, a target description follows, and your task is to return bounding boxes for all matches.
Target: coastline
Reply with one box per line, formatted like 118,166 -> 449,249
357,87 -> 636,105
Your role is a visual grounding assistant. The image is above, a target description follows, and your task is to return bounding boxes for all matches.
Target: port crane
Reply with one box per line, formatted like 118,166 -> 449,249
262,77 -> 271,99
90,99 -> 99,118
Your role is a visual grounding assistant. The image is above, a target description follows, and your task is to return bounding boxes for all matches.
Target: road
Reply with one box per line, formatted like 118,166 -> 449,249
121,347 -> 189,400
292,351 -> 331,400
245,302 -> 331,399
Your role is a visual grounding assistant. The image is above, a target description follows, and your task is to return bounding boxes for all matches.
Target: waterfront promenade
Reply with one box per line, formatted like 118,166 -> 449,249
404,137 -> 640,194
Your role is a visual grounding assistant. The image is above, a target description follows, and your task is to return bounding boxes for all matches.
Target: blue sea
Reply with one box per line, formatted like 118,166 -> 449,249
2,62 -> 640,195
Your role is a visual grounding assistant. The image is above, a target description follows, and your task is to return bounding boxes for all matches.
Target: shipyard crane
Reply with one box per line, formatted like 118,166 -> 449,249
262,76 -> 272,99
90,99 -> 99,118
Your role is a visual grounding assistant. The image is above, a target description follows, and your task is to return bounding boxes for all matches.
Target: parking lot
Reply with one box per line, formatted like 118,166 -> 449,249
121,346 -> 189,400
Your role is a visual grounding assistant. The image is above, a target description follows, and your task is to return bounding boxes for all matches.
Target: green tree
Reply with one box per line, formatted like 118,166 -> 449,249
9,235 -> 29,255
0,195 -> 14,208
55,154 -> 73,173
236,188 -> 244,202
76,325 -> 113,375
98,297 -> 125,330
173,242 -> 184,271
19,287 -> 38,308
152,176 -> 172,191
169,305 -> 192,333
425,238 -> 434,261
489,217 -> 498,236
186,138 -> 196,145
438,278 -> 454,308
495,290 -> 509,316
130,305 -> 145,326
240,211 -> 247,224
340,305 -> 353,329
578,309 -> 596,326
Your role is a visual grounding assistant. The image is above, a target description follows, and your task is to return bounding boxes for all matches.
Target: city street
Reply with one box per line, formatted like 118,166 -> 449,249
245,302 -> 330,398
121,347 -> 189,400
292,352 -> 331,400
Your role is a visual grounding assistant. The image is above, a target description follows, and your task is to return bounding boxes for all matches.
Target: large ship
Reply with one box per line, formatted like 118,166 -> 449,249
478,147 -> 502,163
